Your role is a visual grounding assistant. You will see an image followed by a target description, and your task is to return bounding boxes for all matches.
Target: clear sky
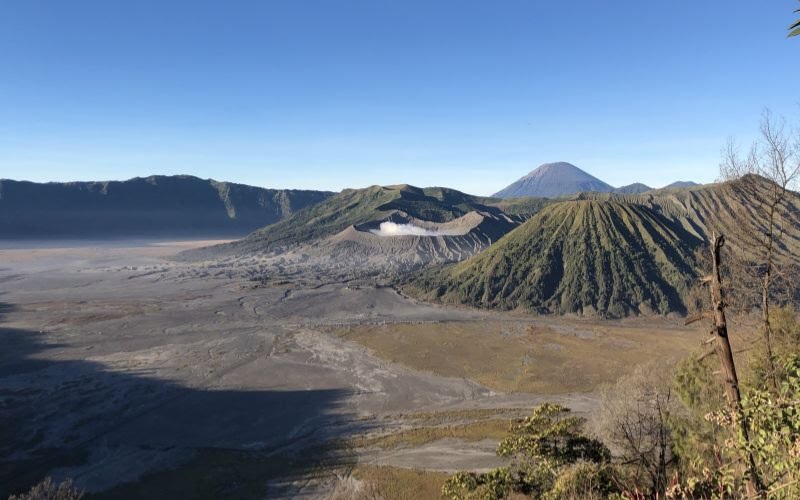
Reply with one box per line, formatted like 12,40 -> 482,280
1,1 -> 798,195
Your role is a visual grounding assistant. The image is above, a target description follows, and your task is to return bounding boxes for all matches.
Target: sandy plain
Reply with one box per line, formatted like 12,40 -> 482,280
0,240 -> 703,499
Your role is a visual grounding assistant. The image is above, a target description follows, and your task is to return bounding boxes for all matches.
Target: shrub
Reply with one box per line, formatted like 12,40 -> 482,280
442,404 -> 615,500
8,478 -> 83,500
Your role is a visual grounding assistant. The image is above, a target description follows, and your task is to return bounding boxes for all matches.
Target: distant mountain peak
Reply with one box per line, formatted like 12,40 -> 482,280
492,162 -> 614,199
613,182 -> 652,194
663,181 -> 700,189
524,161 -> 578,173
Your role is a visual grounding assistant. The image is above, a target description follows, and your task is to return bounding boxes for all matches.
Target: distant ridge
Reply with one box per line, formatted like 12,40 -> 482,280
663,181 -> 700,189
613,182 -> 652,194
0,175 -> 333,238
492,162 -> 614,198
181,183 -> 534,275
193,184 -> 520,257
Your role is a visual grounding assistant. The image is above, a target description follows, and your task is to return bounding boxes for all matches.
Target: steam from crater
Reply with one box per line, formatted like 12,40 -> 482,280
370,222 -> 445,237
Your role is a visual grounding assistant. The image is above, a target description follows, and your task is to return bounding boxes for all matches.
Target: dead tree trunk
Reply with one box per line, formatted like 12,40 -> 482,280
707,233 -> 764,497
761,221 -> 779,391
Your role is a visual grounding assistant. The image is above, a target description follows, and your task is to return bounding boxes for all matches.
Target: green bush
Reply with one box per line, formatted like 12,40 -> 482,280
442,404 -> 615,500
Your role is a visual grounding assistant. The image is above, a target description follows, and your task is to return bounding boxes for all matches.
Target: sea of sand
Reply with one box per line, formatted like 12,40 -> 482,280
0,239 -> 698,498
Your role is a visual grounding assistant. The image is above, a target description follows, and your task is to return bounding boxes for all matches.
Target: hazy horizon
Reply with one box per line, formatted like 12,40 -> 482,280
0,161 -> 703,195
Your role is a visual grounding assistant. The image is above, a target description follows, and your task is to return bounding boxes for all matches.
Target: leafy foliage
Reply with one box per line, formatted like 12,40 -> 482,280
548,462 -> 622,500
442,468 -> 514,500
740,357 -> 800,497
668,307 -> 800,498
672,356 -> 800,499
669,355 -> 740,498
442,404 -> 615,500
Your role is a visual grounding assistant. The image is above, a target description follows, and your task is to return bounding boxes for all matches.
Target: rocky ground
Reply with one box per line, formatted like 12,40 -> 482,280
0,240 -> 700,499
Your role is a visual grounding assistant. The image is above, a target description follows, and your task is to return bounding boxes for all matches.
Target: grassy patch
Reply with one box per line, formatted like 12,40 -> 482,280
333,319 -> 700,393
351,465 -> 449,500
402,407 -> 530,425
349,419 -> 511,450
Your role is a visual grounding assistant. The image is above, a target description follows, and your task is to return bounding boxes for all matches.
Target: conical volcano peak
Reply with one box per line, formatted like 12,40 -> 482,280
493,162 -> 614,198
524,162 -> 583,177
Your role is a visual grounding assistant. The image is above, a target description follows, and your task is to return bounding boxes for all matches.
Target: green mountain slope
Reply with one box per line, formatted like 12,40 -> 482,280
0,175 -> 333,238
486,196 -> 553,217
206,184 -> 514,255
579,177 -> 800,260
404,199 -> 703,317
406,177 -> 800,317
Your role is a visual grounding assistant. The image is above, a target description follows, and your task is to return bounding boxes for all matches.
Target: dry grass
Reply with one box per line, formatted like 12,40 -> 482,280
349,419 -> 511,450
333,319 -> 703,393
402,407 -> 530,425
14,300 -> 162,329
351,465 -> 449,500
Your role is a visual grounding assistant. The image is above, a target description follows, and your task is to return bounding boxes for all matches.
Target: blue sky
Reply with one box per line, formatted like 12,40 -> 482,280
1,1 -> 798,195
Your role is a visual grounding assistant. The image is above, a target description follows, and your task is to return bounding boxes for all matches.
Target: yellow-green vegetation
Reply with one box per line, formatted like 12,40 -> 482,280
333,320 -> 699,393
404,179 -> 800,318
403,408 -> 531,425
350,465 -> 450,500
444,348 -> 800,499
668,309 -> 800,499
442,404 -> 617,500
405,199 -> 702,317
434,309 -> 800,500
349,419 -> 512,450
340,313 -> 800,499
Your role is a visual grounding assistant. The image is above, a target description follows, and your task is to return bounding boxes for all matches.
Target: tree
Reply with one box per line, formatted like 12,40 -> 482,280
672,306 -> 800,498
594,362 -> 680,497
737,356 -> 800,499
719,110 -> 800,389
671,353 -> 732,495
673,355 -> 800,499
442,404 -> 614,500
683,234 -> 764,497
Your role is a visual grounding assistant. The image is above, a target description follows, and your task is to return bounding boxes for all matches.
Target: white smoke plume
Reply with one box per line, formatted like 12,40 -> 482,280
370,222 -> 443,237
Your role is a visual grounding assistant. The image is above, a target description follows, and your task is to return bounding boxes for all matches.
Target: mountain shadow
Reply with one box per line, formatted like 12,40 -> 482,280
0,302 -> 365,499
0,176 -> 334,239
